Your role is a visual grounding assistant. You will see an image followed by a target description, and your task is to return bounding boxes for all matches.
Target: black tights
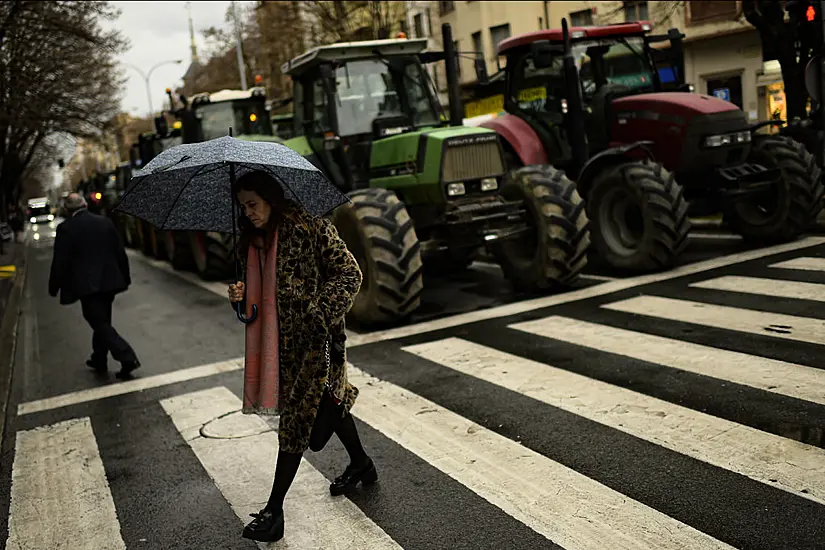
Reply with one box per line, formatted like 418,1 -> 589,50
265,412 -> 368,512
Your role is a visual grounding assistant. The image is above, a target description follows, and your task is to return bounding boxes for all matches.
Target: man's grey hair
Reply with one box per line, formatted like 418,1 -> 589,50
65,193 -> 87,213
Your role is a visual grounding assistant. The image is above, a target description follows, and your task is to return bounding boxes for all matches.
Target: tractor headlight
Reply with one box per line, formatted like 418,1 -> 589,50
704,131 -> 751,148
30,217 -> 36,223
447,183 -> 466,196
47,214 -> 54,221
480,178 -> 498,191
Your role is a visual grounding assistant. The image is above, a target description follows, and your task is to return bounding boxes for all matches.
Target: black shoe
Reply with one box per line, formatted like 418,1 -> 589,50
86,359 -> 107,372
330,457 -> 377,496
115,359 -> 140,379
242,508 -> 284,542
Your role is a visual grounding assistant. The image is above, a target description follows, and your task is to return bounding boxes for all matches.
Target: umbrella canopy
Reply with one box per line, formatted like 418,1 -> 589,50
114,135 -> 347,233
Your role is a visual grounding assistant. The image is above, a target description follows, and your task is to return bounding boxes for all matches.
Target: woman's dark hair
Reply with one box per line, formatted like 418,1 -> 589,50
232,170 -> 289,253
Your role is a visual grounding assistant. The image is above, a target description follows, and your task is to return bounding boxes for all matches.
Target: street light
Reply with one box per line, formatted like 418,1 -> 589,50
123,59 -> 184,116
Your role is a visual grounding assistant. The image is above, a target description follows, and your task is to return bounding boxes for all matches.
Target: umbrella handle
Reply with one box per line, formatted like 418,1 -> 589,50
234,302 -> 258,324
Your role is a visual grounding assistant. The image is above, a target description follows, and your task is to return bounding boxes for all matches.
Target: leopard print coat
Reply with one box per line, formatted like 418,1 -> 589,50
240,207 -> 362,454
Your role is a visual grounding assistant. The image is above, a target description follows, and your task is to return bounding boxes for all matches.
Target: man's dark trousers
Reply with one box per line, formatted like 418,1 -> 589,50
81,293 -> 137,366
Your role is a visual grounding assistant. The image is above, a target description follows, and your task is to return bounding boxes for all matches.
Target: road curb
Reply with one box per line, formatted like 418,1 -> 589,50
0,245 -> 27,446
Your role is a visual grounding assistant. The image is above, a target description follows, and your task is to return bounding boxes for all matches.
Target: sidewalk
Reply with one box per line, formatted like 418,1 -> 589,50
0,239 -> 26,446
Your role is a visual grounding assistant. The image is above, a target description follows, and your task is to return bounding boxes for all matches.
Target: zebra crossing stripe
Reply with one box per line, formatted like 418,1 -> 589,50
510,316 -> 825,407
5,417 -> 125,550
401,338 -> 825,506
345,365 -> 734,550
159,386 -> 401,550
690,276 -> 825,302
17,358 -> 243,416
602,296 -> 825,346
770,257 -> 825,272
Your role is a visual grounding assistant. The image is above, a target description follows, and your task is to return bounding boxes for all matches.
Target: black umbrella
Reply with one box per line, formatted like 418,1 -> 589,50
114,134 -> 348,324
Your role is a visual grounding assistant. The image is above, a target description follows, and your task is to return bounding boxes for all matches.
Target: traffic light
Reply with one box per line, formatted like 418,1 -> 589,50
808,3 -> 817,21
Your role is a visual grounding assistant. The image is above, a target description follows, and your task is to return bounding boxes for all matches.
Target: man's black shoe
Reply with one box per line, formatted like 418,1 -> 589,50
86,359 -> 107,372
115,360 -> 141,379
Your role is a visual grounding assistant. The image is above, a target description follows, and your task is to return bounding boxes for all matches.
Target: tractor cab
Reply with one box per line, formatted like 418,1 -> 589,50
493,21 -> 687,172
282,37 -> 445,189
188,87 -> 279,143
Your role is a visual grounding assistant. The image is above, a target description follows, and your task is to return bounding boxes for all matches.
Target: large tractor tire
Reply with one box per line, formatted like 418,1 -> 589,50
587,160 -> 690,272
189,231 -> 233,281
491,165 -> 590,290
332,188 -> 424,325
724,135 -> 824,242
163,231 -> 195,271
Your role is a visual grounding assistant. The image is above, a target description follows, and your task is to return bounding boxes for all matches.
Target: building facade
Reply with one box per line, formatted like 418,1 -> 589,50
440,0 -> 786,124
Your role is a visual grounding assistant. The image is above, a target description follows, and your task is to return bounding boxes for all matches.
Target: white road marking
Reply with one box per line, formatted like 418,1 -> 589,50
17,358 -> 243,416
346,366 -> 734,550
346,237 -> 825,348
770,257 -> 825,272
160,387 -> 400,550
580,274 -> 616,282
5,417 -> 126,550
511,316 -> 825,407
690,276 -> 825,302
602,296 -> 825,346
403,338 -> 825,505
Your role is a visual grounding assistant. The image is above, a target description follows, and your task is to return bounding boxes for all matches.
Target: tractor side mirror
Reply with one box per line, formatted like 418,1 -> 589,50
474,58 -> 490,85
806,55 -> 822,103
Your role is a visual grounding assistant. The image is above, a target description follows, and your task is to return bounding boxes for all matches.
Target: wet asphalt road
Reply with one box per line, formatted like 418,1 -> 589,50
2,223 -> 824,549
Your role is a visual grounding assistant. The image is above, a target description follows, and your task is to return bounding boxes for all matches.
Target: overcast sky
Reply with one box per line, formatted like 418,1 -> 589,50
108,1 -> 256,118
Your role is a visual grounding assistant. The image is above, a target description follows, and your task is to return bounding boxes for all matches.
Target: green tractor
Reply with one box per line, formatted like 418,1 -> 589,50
279,24 -> 590,324
161,86 -> 284,278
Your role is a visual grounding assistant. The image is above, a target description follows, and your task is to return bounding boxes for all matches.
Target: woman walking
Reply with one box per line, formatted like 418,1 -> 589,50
227,170 -> 376,543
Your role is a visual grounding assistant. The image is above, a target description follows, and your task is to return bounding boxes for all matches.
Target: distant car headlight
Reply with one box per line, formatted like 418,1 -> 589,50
47,214 -> 54,221
480,178 -> 498,191
704,131 -> 751,148
30,217 -> 36,223
447,183 -> 466,196
33,233 -> 40,240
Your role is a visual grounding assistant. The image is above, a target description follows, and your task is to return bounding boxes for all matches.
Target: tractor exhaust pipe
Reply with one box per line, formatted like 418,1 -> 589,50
442,23 -> 464,127
561,18 -> 589,176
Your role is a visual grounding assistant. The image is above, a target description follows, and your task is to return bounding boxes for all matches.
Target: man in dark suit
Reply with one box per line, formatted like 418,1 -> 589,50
49,193 -> 140,378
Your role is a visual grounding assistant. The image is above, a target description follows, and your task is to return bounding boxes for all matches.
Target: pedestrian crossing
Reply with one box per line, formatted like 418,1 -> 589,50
4,246 -> 825,549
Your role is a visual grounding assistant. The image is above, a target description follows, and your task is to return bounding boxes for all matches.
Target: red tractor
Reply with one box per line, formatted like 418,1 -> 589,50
477,19 -> 823,272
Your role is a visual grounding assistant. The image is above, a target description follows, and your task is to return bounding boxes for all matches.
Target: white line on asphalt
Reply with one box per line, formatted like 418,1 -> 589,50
511,316 -> 825,407
345,365 -> 734,550
602,296 -> 825,346
160,387 -> 401,550
17,358 -> 243,416
690,276 -> 825,302
402,338 -> 825,506
580,274 -> 617,282
346,237 -> 825,347
5,417 -> 126,550
769,257 -> 825,272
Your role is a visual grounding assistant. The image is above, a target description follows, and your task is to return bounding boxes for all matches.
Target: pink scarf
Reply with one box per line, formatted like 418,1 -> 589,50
242,229 -> 280,415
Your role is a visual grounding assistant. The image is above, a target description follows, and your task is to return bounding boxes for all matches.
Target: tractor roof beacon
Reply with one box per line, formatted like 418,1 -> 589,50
280,24 -> 590,326
482,18 -> 823,274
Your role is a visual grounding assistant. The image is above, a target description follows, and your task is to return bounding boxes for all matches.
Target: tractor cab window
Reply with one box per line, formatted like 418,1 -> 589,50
197,100 -> 273,140
572,37 -> 654,98
321,57 -> 440,138
510,53 -> 566,124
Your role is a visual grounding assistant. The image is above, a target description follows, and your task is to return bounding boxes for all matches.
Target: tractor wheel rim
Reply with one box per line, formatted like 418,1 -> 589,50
599,187 -> 644,255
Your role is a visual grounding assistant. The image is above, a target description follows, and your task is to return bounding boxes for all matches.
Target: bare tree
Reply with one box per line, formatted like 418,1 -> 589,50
298,1 -> 407,46
0,1 -> 126,212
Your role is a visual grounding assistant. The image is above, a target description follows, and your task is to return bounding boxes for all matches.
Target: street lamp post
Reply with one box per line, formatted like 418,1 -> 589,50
124,59 -> 183,116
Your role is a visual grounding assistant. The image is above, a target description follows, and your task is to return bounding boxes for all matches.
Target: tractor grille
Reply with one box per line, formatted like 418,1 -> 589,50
442,139 -> 505,184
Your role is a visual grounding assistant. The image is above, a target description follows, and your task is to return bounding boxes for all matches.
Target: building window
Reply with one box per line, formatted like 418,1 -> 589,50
490,23 -> 511,54
624,1 -> 649,22
414,13 -> 425,38
687,1 -> 739,24
472,31 -> 483,59
439,1 -> 455,15
570,8 -> 594,26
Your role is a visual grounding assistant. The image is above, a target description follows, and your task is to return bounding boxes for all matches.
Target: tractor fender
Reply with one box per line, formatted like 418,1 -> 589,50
480,114 -> 549,166
577,140 -> 655,197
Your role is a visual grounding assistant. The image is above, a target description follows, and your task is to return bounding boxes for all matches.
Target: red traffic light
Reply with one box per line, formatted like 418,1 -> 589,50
807,4 -> 816,21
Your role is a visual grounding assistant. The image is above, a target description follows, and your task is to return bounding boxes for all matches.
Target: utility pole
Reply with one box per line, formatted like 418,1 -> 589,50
232,1 -> 248,90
